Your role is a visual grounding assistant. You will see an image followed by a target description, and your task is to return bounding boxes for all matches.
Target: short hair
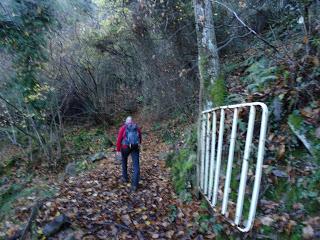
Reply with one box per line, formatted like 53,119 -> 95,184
125,116 -> 132,124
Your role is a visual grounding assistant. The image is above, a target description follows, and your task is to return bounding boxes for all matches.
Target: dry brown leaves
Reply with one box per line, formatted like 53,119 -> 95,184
33,127 -> 216,239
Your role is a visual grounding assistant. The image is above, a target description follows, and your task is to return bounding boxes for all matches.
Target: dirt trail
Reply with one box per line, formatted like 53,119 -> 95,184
37,125 -> 216,239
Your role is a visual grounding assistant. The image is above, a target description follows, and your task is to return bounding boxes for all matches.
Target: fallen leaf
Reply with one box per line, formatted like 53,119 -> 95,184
260,216 -> 274,226
293,203 -> 303,210
302,225 -> 314,239
300,107 -> 313,118
272,169 -> 288,178
121,214 -> 131,226
277,144 -> 286,160
151,233 -> 159,239
166,230 -> 174,238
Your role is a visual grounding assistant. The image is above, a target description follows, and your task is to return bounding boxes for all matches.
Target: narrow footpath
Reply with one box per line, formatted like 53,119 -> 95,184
36,125 -> 219,239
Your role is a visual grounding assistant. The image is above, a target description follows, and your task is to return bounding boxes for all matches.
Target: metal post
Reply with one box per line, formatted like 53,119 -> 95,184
235,106 -> 256,225
212,109 -> 225,206
204,113 -> 211,194
208,111 -> 217,200
222,108 -> 238,215
200,114 -> 207,190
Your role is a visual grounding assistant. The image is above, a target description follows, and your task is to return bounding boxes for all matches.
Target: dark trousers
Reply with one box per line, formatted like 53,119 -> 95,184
121,146 -> 140,187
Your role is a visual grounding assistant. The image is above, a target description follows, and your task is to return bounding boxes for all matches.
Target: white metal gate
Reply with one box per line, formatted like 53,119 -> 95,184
198,102 -> 268,232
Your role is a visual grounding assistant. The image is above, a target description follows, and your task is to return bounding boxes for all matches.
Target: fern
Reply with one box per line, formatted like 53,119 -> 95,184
242,58 -> 278,93
226,93 -> 245,104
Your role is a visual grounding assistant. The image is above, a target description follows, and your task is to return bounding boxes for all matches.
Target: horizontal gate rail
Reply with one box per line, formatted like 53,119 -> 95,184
198,102 -> 268,232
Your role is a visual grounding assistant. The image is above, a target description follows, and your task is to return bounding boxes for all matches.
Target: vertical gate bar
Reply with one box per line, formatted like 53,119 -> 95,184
243,105 -> 269,231
235,106 -> 256,225
222,108 -> 238,215
208,111 -> 217,200
200,114 -> 207,190
212,109 -> 225,206
204,113 -> 211,194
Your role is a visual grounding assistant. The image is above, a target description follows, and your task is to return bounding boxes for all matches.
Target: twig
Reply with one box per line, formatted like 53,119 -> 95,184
0,94 -> 24,115
136,230 -> 145,240
82,221 -> 133,237
114,223 -> 132,232
20,201 -> 41,240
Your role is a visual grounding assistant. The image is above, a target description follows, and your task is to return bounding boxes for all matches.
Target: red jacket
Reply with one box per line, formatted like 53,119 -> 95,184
116,123 -> 142,151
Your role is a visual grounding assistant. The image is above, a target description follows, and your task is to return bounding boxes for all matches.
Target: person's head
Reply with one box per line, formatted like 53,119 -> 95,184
125,116 -> 132,124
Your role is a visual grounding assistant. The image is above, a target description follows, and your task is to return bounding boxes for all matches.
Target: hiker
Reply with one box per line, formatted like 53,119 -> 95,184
116,116 -> 142,191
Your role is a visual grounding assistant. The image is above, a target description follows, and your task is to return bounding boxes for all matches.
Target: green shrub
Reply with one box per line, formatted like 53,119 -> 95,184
65,127 -> 113,153
0,156 -> 19,177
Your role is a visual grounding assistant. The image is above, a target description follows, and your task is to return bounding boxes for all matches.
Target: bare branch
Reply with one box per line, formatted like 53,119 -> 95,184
217,32 -> 251,51
213,0 -> 279,51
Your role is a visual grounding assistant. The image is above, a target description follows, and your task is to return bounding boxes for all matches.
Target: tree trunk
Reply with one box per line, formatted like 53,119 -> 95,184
194,0 -> 220,110
193,0 -> 220,198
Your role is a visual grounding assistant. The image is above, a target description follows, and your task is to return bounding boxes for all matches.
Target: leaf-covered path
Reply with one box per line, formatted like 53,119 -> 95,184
37,125 -> 216,239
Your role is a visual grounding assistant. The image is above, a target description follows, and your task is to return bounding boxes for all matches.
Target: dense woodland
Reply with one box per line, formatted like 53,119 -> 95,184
0,0 -> 319,239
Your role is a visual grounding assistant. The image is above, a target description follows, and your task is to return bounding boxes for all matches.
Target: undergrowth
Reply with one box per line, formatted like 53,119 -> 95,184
64,127 -> 113,154
165,126 -> 197,202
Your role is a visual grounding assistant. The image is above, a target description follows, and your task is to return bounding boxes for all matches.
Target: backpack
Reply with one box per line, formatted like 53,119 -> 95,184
122,123 -> 140,147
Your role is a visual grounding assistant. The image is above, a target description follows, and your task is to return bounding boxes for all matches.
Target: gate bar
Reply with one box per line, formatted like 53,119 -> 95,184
212,109 -> 224,206
208,112 -> 217,200
222,108 -> 238,215
200,114 -> 206,190
204,114 -> 211,194
235,106 -> 256,225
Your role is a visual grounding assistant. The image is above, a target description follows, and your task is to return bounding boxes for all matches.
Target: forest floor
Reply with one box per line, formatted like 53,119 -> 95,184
3,122 -> 231,240
34,123 -> 227,239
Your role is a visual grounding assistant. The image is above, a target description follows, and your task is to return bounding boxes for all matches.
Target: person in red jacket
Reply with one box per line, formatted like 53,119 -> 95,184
116,116 -> 142,191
